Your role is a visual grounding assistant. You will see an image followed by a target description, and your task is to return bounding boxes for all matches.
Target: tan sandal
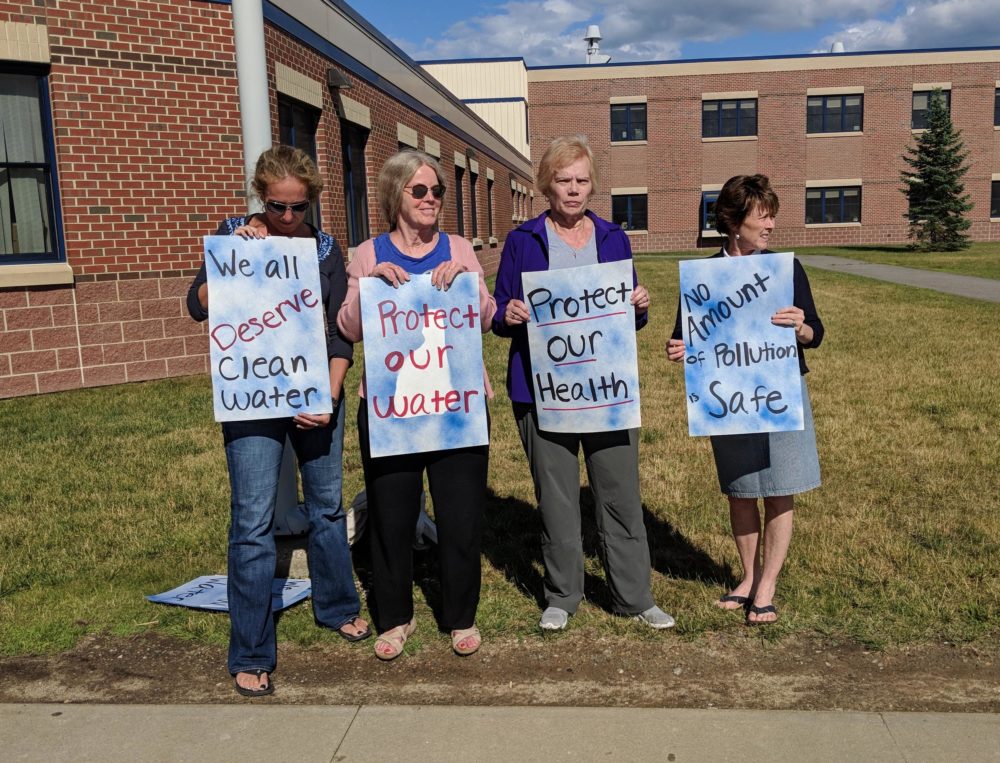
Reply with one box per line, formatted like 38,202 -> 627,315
374,619 -> 416,661
451,625 -> 481,656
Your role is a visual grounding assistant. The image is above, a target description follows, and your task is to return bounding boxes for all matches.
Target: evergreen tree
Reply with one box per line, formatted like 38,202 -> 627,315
900,88 -> 973,251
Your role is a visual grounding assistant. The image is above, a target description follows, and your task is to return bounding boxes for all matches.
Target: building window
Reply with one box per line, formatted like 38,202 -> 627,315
612,194 -> 647,231
702,99 -> 757,138
610,103 -> 646,142
0,70 -> 63,264
991,181 -> 1000,218
469,170 -> 478,238
912,90 -> 950,130
455,166 -> 465,236
486,177 -> 494,237
994,89 -> 999,126
805,187 -> 861,224
279,96 -> 321,225
701,192 -> 719,231
807,94 -> 863,133
340,120 -> 369,247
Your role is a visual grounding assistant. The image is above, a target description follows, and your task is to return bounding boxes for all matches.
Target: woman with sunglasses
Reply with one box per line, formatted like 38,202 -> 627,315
187,145 -> 369,698
338,149 -> 496,660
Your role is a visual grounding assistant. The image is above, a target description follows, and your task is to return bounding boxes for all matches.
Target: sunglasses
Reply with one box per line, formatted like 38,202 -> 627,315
404,184 -> 446,200
264,199 -> 311,215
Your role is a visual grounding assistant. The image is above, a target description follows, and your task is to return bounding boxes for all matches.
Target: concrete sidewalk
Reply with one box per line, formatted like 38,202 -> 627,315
798,255 -> 1000,302
3,704 -> 999,762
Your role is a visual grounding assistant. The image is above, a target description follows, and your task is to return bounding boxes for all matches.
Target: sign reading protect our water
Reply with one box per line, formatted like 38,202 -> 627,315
523,260 -> 641,433
360,272 -> 488,457
679,252 -> 803,436
146,576 -> 311,612
204,236 -> 332,422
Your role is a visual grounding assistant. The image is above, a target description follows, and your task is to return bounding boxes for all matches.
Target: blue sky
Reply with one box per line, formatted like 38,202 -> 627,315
344,0 -> 999,66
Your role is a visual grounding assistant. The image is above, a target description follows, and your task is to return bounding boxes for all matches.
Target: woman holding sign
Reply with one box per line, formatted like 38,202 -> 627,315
337,149 -> 496,660
187,146 -> 369,697
492,135 -> 675,633
666,174 -> 824,625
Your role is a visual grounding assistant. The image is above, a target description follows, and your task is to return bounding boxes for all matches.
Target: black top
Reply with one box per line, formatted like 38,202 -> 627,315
186,216 -> 353,364
671,251 -> 824,375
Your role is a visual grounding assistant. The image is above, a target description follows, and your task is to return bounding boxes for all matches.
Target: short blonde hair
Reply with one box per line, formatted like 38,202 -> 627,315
377,149 -> 446,230
250,145 -> 323,202
536,135 -> 599,199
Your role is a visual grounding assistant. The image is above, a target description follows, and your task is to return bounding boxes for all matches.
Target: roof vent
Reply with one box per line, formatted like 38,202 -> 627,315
829,41 -> 845,53
584,25 -> 611,65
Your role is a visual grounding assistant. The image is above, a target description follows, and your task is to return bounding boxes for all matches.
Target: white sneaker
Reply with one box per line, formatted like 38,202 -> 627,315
539,606 -> 570,631
634,605 -> 675,630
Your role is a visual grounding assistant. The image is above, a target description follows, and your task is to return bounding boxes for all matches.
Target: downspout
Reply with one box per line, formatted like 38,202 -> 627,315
231,0 -> 272,213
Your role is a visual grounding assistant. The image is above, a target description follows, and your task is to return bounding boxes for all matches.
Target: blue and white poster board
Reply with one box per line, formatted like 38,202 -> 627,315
147,576 -> 311,612
203,236 -> 333,422
360,272 -> 488,458
679,252 -> 803,436
523,260 -> 641,433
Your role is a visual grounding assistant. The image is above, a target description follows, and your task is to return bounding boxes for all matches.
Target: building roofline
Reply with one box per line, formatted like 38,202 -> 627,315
420,56 -> 526,65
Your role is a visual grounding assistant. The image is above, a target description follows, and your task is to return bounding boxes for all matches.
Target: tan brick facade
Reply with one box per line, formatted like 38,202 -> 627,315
0,0 -> 531,398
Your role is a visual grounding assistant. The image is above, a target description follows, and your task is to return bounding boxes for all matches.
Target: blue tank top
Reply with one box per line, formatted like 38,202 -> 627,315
373,232 -> 451,274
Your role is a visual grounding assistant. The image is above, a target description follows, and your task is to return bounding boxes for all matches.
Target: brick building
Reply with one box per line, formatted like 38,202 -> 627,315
0,0 -> 532,398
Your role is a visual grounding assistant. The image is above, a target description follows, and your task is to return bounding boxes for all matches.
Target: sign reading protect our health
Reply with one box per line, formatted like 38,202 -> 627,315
204,236 -> 332,422
523,260 -> 641,433
679,251 -> 803,436
360,272 -> 488,457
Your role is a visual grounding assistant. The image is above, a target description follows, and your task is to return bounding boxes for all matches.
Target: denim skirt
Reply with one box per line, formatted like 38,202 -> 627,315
709,376 -> 821,498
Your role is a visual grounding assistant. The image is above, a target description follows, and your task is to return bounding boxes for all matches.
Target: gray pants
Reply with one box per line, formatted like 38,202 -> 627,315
514,403 -> 654,616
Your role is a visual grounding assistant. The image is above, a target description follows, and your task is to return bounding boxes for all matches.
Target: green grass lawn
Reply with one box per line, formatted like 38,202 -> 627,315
789,242 -> 1000,280
2,259 -> 998,657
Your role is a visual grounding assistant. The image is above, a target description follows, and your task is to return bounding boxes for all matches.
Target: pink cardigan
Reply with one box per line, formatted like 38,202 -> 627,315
337,234 -> 497,399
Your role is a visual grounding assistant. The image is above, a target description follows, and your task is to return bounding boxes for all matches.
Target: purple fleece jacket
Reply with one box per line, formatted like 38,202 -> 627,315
491,210 -> 647,403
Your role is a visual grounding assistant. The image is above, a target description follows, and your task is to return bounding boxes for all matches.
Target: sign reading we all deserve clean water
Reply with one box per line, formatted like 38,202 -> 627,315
523,260 -> 641,433
204,236 -> 332,422
360,272 -> 488,458
679,251 -> 803,436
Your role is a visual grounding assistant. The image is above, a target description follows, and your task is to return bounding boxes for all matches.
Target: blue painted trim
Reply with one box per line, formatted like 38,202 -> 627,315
193,0 -> 231,5
463,97 -> 526,104
527,44 -> 1000,71
419,56 -> 525,65
262,2 -> 529,174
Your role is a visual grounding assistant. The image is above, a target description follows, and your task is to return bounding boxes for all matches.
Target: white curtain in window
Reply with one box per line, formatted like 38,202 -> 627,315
0,74 -> 51,256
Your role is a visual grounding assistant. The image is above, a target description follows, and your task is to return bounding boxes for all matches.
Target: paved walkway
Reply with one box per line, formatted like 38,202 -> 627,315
798,255 -> 1000,302
3,703 -> 999,762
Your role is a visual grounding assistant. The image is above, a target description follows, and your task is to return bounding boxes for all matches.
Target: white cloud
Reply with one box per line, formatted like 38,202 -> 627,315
822,1 -> 1000,52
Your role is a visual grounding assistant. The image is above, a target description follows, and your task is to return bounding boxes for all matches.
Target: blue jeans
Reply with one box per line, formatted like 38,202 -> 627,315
222,401 -> 358,675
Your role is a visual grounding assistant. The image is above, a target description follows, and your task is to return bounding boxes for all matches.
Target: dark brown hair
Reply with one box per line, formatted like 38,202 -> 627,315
714,174 -> 779,236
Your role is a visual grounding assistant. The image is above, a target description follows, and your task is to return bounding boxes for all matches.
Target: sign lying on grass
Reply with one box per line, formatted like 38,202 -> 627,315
522,260 -> 640,433
204,236 -> 332,422
679,251 -> 803,436
147,576 -> 311,612
360,272 -> 488,457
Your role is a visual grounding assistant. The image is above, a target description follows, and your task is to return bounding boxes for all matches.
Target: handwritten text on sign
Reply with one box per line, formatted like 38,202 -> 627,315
204,236 -> 332,422
679,252 -> 803,436
523,260 -> 641,433
360,272 -> 488,458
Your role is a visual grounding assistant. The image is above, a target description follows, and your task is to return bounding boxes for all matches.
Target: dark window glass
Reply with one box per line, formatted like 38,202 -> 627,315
912,90 -> 950,130
991,181 -> 1000,218
807,94 -> 863,133
340,120 -> 369,247
804,186 -> 862,224
701,192 -> 719,231
612,194 -> 647,231
994,89 -> 1000,126
454,166 -> 465,236
610,103 -> 647,141
279,96 -> 320,226
469,171 -> 478,238
702,99 -> 757,138
1,71 -> 63,263
486,178 -> 494,236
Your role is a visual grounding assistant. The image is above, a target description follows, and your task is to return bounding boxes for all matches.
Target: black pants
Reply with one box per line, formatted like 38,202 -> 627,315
358,401 -> 488,633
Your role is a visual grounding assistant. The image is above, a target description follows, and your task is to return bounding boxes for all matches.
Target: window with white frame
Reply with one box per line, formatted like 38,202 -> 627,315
805,186 -> 861,224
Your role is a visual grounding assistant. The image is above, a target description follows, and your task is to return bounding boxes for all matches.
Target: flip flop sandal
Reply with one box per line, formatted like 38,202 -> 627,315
336,616 -> 372,642
233,669 -> 274,697
374,619 -> 416,661
718,593 -> 750,611
746,604 -> 778,626
451,626 -> 482,656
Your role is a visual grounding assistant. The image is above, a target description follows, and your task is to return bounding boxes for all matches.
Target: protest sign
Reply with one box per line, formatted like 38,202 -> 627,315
679,252 -> 804,436
203,236 -> 332,422
147,576 -> 311,612
360,272 -> 488,457
523,260 -> 641,433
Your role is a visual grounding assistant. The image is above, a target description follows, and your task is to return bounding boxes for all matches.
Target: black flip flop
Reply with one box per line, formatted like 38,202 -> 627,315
746,604 -> 778,626
336,615 -> 372,642
718,593 -> 750,609
233,669 -> 274,697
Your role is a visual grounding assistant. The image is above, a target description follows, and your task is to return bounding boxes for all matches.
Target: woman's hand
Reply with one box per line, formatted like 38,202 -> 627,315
665,338 -> 685,363
293,412 -> 330,430
503,298 -> 530,326
430,260 -> 468,291
631,284 -> 650,314
371,262 -> 410,288
234,217 -> 268,239
772,306 -> 812,343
